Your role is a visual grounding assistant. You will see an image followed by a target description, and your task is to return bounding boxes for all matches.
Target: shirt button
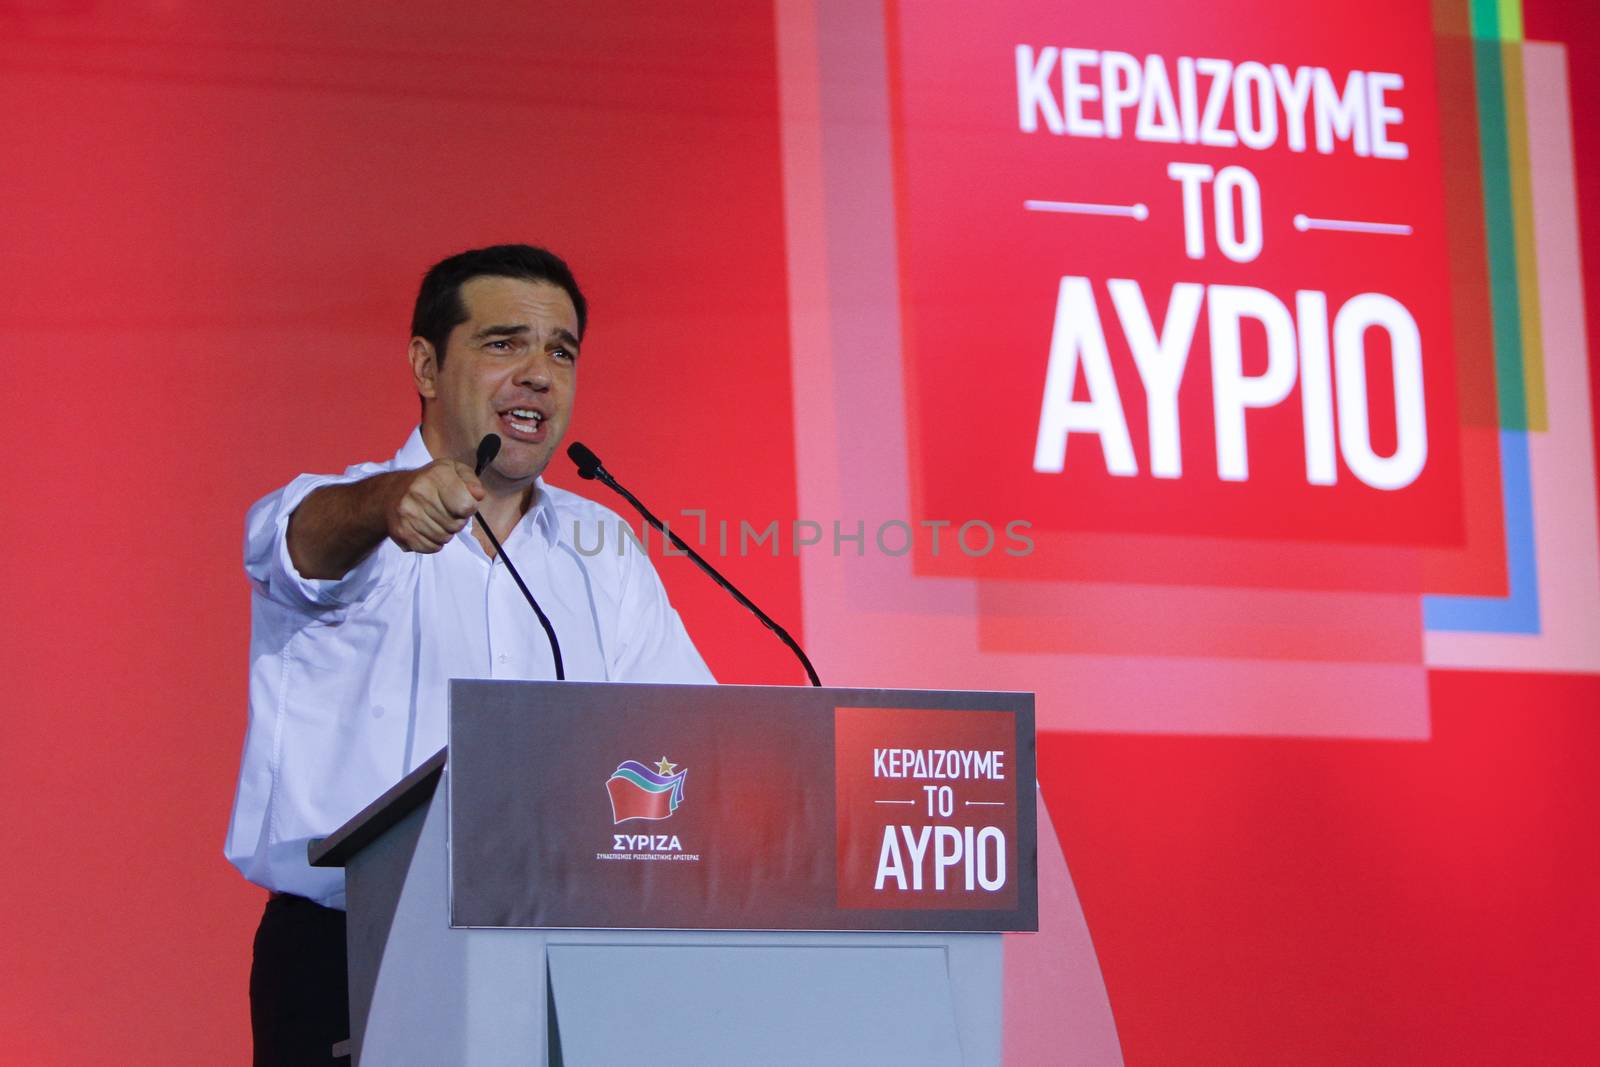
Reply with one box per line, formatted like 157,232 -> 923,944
497,653 -> 509,664
371,704 -> 386,719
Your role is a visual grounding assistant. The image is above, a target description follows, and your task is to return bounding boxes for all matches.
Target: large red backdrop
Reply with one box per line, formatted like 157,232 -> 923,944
1,1 -> 1596,1063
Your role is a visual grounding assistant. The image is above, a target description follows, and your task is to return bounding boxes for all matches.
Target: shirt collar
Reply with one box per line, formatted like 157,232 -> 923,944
396,427 -> 433,468
398,427 -> 561,549
525,484 -> 561,547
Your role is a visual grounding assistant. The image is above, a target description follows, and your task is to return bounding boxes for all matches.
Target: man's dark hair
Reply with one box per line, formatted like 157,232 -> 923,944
410,244 -> 588,365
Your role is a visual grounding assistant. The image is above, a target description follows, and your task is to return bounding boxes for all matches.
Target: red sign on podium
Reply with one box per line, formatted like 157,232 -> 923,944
835,707 -> 1021,911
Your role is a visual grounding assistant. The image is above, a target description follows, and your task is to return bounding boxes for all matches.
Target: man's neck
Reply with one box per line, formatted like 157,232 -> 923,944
473,482 -> 538,556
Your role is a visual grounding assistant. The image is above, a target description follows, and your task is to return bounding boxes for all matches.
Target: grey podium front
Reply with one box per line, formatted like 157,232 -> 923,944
310,750 -> 1003,1066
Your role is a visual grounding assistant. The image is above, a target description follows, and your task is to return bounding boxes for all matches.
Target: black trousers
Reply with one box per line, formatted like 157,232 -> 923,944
250,893 -> 350,1065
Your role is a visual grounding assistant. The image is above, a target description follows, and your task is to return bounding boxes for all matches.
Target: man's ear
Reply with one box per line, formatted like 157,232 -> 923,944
409,337 -> 438,400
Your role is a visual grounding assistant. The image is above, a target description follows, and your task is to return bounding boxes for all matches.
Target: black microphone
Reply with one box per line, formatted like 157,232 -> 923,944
567,441 -> 821,687
474,433 -> 501,476
472,433 -> 565,681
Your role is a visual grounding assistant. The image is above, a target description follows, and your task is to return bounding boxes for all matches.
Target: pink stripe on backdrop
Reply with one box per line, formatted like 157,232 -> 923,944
977,581 -> 1423,663
797,574 -> 1430,738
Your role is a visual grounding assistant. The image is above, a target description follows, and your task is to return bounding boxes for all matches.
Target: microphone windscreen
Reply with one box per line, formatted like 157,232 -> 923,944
475,433 -> 502,476
567,441 -> 602,480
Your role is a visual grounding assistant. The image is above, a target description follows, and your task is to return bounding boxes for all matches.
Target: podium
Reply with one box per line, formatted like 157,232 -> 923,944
310,681 -> 1037,1066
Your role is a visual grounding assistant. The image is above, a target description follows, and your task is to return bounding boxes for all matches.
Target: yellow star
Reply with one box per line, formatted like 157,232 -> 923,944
655,756 -> 678,776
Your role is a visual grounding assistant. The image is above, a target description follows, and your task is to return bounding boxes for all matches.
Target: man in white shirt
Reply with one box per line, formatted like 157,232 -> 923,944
227,245 -> 712,1064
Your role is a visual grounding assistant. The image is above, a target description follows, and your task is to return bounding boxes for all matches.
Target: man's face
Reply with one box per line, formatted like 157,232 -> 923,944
413,275 -> 580,487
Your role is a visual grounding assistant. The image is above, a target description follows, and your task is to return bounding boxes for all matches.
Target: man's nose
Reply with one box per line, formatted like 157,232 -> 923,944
515,350 -> 554,388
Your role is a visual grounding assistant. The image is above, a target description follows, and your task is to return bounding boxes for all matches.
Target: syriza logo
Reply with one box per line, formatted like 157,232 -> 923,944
605,756 -> 688,823
596,756 -> 701,864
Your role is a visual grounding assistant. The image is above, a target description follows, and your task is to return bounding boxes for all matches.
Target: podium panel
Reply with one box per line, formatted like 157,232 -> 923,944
449,681 -> 1038,932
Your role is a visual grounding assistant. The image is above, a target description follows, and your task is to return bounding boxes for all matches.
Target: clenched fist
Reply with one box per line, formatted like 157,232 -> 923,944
384,460 -> 486,553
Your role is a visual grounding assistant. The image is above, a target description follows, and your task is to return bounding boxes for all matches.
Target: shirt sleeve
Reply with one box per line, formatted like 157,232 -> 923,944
243,471 -> 403,615
611,536 -> 716,684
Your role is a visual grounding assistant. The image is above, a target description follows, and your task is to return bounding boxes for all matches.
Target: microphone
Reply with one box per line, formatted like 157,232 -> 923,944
567,441 -> 605,480
471,434 -> 565,681
566,441 -> 821,687
474,433 -> 501,476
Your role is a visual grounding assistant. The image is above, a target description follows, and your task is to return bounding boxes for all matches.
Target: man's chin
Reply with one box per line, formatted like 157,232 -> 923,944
486,450 -> 552,487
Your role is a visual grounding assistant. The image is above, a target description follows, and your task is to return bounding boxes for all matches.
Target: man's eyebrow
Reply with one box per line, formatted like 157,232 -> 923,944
471,324 -> 530,340
550,328 -> 581,351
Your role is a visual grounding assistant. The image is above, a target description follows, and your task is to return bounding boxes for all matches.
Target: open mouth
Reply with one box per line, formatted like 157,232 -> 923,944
499,407 -> 547,440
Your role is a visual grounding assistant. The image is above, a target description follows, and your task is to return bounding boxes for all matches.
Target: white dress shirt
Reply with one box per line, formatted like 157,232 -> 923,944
225,429 -> 713,907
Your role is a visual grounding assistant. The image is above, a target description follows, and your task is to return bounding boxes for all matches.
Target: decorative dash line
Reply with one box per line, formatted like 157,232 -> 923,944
1293,214 -> 1413,235
963,800 -> 1006,807
873,799 -> 917,805
1025,199 -> 1149,220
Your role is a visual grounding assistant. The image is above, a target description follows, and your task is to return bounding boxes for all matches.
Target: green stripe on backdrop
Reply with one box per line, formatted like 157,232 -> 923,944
1475,0 -> 1545,430
1468,0 -> 1493,36
1472,35 -> 1530,428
